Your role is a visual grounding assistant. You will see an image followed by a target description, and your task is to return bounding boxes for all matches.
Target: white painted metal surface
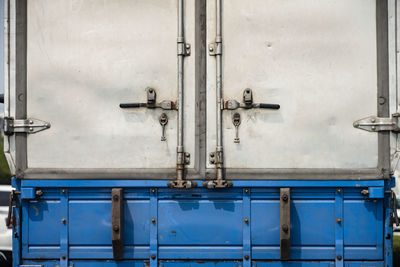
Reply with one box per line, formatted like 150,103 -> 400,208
207,0 -> 379,169
25,0 -> 196,169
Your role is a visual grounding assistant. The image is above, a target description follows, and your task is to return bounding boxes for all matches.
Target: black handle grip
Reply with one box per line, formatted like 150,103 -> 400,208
119,103 -> 146,108
259,103 -> 280,109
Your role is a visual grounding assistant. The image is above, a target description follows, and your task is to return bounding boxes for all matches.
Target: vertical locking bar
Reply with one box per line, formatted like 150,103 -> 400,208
168,0 -> 196,188
280,188 -> 290,260
335,188 -> 344,267
150,189 -> 158,267
60,189 -> 69,267
112,188 -> 123,260
242,188 -> 251,267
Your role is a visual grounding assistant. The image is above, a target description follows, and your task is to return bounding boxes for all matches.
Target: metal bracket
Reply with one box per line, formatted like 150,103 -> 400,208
353,114 -> 400,132
177,42 -> 191,56
4,117 -> 51,136
208,42 -> 222,56
112,188 -> 123,260
280,188 -> 290,260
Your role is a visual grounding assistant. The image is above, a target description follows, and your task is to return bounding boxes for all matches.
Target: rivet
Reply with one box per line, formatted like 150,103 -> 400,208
209,46 -> 214,52
152,189 -> 156,194
29,127 -> 33,131
371,118 -> 376,123
282,224 -> 289,233
113,195 -> 119,201
29,120 -> 33,124
244,255 -> 249,260
113,225 -> 119,232
337,189 -> 341,194
372,126 -> 376,130
337,255 -> 342,261
151,218 -> 156,223
61,189 -> 66,194
336,218 -> 342,224
244,218 -> 249,223
185,44 -> 190,49
151,254 -> 156,260
61,254 -> 66,260
61,218 -> 67,224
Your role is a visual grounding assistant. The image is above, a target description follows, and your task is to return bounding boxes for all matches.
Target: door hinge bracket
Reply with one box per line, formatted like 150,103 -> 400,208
4,117 -> 51,136
177,42 -> 191,56
208,42 -> 222,56
353,114 -> 400,133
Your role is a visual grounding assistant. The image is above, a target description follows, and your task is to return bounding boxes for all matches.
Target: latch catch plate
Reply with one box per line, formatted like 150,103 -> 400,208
4,117 -> 51,136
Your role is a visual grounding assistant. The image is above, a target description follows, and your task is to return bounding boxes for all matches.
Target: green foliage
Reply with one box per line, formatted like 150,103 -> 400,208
0,137 -> 11,185
395,235 -> 400,251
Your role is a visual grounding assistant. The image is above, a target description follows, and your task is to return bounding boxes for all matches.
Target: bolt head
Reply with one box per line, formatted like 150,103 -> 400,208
281,194 -> 288,201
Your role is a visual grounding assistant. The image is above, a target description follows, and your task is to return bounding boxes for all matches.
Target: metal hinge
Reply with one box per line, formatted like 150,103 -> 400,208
353,114 -> 400,132
4,117 -> 51,135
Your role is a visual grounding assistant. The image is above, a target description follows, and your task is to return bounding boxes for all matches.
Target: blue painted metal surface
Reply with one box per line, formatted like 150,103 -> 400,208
13,179 -> 393,267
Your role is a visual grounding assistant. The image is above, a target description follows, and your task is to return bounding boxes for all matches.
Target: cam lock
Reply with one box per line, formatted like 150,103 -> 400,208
224,88 -> 280,110
120,87 -> 177,110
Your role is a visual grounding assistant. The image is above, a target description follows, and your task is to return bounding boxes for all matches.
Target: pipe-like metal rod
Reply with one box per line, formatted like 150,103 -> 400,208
215,0 -> 224,180
176,0 -> 185,182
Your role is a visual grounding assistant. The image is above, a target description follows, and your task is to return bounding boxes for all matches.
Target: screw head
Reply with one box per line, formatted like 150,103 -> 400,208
61,218 -> 67,224
61,254 -> 66,260
336,218 -> 342,224
209,46 -> 214,52
29,120 -> 33,125
113,195 -> 119,201
371,126 -> 376,130
61,189 -> 66,194
113,225 -> 119,232
152,189 -> 156,194
151,218 -> 156,223
337,189 -> 342,194
282,224 -> 289,233
244,218 -> 249,223
244,255 -> 249,260
337,255 -> 342,261
245,189 -> 249,194
186,44 -> 190,49
371,118 -> 376,123
29,127 -> 34,131
281,194 -> 288,202
151,254 -> 156,260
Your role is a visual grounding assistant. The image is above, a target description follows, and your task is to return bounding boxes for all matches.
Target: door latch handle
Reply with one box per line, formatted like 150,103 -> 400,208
119,87 -> 177,110
223,88 -> 280,110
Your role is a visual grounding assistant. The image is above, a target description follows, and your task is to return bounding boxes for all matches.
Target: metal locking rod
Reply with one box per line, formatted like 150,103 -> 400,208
167,0 -> 196,189
203,0 -> 232,189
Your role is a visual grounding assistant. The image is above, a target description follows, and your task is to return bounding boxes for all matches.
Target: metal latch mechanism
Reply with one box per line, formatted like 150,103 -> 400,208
224,89 -> 280,110
120,87 -> 177,110
4,117 -> 51,136
353,114 -> 400,132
